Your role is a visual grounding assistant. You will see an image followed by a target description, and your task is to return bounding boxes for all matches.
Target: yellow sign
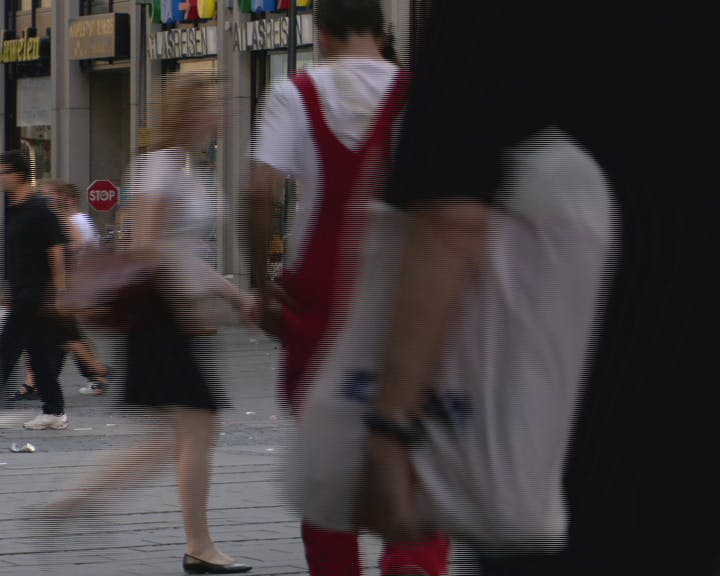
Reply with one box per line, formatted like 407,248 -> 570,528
0,30 -> 42,64
69,17 -> 116,39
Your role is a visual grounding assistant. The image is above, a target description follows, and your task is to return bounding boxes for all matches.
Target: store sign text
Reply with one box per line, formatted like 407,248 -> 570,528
148,26 -> 218,60
0,30 -> 42,64
232,13 -> 314,52
68,13 -> 130,60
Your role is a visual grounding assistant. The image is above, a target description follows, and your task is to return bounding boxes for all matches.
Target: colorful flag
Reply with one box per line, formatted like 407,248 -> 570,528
161,0 -> 185,24
198,0 -> 217,19
152,0 -> 163,23
276,0 -> 312,9
180,0 -> 200,21
239,0 -> 276,13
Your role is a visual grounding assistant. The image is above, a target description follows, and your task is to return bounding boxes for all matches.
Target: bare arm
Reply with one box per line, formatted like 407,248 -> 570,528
373,201 -> 491,417
360,201 -> 491,542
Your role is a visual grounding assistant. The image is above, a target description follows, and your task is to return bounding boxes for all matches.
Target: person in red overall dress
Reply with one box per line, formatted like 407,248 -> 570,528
248,2 -> 451,575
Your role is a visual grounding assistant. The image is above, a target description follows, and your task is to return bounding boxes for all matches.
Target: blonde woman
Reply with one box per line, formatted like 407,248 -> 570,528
39,73 -> 253,574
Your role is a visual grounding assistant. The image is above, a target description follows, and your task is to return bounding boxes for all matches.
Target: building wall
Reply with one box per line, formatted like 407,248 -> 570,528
384,0 -> 411,66
2,0 -> 413,288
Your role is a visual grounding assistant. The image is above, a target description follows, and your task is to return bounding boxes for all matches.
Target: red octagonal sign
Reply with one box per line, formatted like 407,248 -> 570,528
87,179 -> 120,212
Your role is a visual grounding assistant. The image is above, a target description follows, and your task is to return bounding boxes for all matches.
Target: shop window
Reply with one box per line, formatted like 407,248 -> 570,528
20,128 -> 51,184
17,0 -> 53,11
17,76 -> 52,184
268,49 -> 314,84
90,0 -> 111,14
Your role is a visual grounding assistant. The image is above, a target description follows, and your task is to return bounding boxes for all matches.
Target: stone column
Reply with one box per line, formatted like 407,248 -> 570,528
218,2 -> 252,287
0,0 -> 6,154
1,1 -> 7,282
51,0 -> 90,190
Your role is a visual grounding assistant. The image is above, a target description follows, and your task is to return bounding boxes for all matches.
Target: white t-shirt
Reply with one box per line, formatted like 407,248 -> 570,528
124,148 -> 222,298
125,148 -> 216,256
72,213 -> 100,248
251,58 -> 400,272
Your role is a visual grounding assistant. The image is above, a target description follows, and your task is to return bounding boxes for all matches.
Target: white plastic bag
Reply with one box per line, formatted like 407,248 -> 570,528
284,129 -> 619,553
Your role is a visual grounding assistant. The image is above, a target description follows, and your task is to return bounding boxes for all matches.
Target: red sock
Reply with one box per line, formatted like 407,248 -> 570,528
302,520 -> 361,576
381,534 -> 452,576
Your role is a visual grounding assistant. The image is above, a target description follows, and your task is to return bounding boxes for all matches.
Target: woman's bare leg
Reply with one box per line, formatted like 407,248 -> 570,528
173,407 -> 233,564
45,411 -> 175,516
24,354 -> 35,388
66,340 -> 109,383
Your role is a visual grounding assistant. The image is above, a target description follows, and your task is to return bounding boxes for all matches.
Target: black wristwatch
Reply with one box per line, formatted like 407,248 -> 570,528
364,412 -> 426,445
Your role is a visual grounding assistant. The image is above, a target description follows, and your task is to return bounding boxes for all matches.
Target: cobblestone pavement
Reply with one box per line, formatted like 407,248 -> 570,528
0,323 -> 476,575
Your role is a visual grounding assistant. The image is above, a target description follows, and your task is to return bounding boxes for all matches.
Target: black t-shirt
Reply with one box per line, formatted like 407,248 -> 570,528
386,0 -> 712,209
385,2 -> 718,570
4,194 -> 67,305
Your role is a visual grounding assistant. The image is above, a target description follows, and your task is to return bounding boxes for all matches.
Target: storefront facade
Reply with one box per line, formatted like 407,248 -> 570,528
1,0 -> 52,182
1,0 -> 410,287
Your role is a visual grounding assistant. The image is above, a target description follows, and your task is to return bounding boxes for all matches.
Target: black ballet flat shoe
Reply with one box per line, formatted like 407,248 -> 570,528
183,554 -> 252,574
10,384 -> 39,401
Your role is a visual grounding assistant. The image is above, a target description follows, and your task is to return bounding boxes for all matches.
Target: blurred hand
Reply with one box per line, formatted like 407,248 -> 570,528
255,281 -> 295,339
257,296 -> 284,338
0,295 -> 10,308
233,290 -> 259,325
50,296 -> 74,319
356,434 -> 428,543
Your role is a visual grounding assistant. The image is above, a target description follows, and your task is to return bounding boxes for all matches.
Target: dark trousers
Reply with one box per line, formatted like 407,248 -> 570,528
477,553 -> 563,576
1,303 -> 66,415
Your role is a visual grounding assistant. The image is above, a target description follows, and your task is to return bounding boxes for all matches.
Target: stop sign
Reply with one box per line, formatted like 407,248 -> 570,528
87,180 -> 120,212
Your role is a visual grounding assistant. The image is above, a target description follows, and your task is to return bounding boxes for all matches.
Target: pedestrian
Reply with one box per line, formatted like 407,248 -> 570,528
248,1 -> 450,575
60,180 -> 100,252
37,72 -> 253,574
10,179 -> 111,401
355,1 -> 716,576
49,181 -> 111,395
0,150 -> 69,430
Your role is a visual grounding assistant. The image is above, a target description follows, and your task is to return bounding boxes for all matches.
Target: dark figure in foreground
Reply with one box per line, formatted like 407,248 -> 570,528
361,1 -> 717,575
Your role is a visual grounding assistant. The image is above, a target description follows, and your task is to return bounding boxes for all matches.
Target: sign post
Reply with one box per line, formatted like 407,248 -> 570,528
87,180 -> 120,212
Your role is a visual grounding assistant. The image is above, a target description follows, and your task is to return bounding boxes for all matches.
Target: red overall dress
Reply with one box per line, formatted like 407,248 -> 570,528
279,69 -> 451,576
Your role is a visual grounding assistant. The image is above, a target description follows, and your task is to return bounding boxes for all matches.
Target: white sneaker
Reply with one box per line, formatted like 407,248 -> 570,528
0,409 -> 35,429
23,413 -> 68,430
78,382 -> 107,396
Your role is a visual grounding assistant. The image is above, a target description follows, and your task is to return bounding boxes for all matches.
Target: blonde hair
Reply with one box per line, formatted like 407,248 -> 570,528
150,71 -> 220,152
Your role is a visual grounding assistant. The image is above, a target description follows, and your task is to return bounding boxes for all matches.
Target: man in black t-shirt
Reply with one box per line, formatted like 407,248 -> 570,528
358,1 -> 717,575
0,150 -> 69,430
